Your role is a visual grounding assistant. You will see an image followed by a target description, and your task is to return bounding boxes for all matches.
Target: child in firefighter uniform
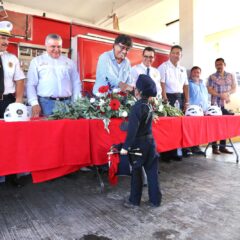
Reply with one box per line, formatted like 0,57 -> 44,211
120,74 -> 162,208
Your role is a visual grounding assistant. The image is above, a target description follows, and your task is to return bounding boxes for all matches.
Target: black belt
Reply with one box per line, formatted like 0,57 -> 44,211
136,134 -> 153,141
39,96 -> 71,101
166,93 -> 182,96
0,93 -> 15,101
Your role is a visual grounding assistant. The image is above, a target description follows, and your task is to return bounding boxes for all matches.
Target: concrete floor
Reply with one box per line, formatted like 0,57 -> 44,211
1,145 -> 240,240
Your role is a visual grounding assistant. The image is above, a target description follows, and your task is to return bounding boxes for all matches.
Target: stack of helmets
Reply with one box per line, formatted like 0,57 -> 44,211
205,105 -> 222,116
4,103 -> 30,122
185,105 -> 204,116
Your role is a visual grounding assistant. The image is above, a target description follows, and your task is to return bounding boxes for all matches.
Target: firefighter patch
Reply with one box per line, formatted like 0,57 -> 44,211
8,62 -> 13,68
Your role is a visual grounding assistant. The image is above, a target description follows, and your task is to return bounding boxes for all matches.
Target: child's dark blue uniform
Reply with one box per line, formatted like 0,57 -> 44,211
123,98 -> 162,206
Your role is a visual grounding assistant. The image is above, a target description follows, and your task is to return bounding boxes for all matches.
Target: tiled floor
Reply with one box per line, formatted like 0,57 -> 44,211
0,144 -> 240,240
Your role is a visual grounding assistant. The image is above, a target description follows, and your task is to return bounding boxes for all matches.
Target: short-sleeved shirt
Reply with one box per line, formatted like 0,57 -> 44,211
92,50 -> 132,95
1,51 -> 25,94
207,71 -> 236,107
27,53 -> 81,106
158,60 -> 188,93
131,63 -> 161,97
189,79 -> 209,111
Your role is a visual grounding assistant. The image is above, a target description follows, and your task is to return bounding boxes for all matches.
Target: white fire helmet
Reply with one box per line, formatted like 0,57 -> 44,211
4,103 -> 30,122
185,105 -> 204,116
205,106 -> 222,116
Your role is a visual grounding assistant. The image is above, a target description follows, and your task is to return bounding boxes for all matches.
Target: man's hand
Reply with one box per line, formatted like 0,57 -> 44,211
120,148 -> 128,155
31,104 -> 41,118
119,81 -> 133,92
220,92 -> 230,103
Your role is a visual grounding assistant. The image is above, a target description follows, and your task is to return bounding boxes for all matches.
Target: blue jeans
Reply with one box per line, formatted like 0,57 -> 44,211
38,97 -> 71,117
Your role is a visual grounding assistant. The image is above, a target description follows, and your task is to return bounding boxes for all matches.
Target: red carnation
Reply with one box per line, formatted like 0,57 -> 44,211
118,91 -> 127,97
98,85 -> 109,93
109,99 -> 121,111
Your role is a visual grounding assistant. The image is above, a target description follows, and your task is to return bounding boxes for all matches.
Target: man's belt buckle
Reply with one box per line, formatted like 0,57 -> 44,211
0,94 -> 3,101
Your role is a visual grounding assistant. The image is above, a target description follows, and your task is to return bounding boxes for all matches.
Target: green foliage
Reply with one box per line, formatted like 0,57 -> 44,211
49,92 -> 183,129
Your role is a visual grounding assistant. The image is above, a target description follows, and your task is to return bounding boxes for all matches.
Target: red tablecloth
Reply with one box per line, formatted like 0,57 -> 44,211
182,115 -> 240,147
89,117 -> 182,165
0,119 -> 91,182
0,116 -> 240,182
153,117 -> 182,152
89,119 -> 126,166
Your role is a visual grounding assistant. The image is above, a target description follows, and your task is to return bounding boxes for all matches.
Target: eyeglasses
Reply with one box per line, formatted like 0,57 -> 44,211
118,43 -> 131,52
143,55 -> 154,59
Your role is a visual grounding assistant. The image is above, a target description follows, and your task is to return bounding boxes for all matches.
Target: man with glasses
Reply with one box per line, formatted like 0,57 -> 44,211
27,33 -> 81,117
93,34 -> 133,95
131,47 -> 161,97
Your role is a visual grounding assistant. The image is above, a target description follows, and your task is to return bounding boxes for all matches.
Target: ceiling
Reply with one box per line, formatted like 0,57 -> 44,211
4,0 -> 163,25
3,0 -> 240,45
4,0 -> 178,43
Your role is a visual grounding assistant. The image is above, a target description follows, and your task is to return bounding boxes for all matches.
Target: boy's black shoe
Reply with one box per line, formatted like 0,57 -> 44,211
123,200 -> 139,209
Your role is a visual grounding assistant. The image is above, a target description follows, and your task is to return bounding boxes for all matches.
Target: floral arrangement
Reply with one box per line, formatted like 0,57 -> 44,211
50,85 -> 183,131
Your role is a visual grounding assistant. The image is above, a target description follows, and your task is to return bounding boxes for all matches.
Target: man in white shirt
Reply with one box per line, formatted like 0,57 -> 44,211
0,21 -> 25,118
158,45 -> 189,109
158,45 -> 190,160
131,47 -> 161,98
27,33 -> 81,117
0,21 -> 25,186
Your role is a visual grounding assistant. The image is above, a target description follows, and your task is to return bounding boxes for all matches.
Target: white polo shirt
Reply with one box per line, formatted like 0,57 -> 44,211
158,60 -> 188,93
1,51 -> 25,94
27,53 -> 81,106
131,63 -> 161,97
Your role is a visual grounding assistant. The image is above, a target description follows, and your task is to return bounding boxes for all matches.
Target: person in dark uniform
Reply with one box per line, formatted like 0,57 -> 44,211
120,74 -> 162,208
0,21 -> 25,187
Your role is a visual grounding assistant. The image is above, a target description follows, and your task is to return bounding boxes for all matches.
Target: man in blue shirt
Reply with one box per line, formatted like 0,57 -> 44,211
92,34 -> 133,95
189,66 -> 209,112
189,66 -> 209,155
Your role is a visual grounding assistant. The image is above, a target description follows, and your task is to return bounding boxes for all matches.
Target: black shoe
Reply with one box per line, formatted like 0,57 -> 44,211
10,178 -> 24,188
123,200 -> 139,209
182,150 -> 193,158
219,148 -> 233,154
195,150 -> 205,155
147,201 -> 160,208
6,175 -> 24,188
191,146 -> 205,155
212,148 -> 221,154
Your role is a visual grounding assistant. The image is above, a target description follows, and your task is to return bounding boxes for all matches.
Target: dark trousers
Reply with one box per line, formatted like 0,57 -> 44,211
166,93 -> 183,109
129,157 -> 161,206
0,94 -> 15,118
212,107 -> 234,149
0,94 -> 17,182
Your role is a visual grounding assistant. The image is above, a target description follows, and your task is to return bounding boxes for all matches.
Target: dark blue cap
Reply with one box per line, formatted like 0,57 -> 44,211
136,74 -> 157,97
